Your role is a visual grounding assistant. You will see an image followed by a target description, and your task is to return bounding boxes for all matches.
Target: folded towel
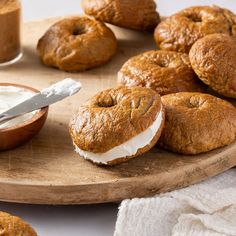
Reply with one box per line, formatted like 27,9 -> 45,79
114,169 -> 236,236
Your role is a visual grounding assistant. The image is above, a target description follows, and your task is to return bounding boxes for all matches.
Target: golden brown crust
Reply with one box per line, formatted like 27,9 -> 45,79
189,34 -> 236,98
154,5 -> 236,53
69,86 -> 162,153
159,92 -> 236,155
118,50 -> 204,96
82,0 -> 160,31
37,17 -> 117,72
0,211 -> 37,236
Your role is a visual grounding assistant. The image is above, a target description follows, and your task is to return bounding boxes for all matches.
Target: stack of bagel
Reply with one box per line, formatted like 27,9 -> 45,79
37,1 -> 236,166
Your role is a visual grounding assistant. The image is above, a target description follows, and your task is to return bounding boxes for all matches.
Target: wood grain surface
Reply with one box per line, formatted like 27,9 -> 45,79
0,18 -> 235,205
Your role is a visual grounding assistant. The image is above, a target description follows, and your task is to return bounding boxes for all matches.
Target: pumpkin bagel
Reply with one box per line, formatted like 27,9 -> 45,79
118,50 -> 203,96
82,0 -> 160,31
189,33 -> 236,98
69,86 -> 165,165
159,92 -> 236,155
0,211 -> 37,236
37,17 -> 117,72
154,5 -> 236,53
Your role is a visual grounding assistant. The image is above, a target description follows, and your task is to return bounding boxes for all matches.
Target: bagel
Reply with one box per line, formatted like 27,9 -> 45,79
69,86 -> 165,165
154,5 -> 236,53
37,17 -> 117,72
189,33 -> 236,98
159,92 -> 236,155
0,211 -> 37,236
118,50 -> 204,96
82,0 -> 160,31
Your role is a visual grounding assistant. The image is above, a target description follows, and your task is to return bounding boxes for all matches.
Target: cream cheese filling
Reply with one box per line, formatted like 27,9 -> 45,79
75,106 -> 163,164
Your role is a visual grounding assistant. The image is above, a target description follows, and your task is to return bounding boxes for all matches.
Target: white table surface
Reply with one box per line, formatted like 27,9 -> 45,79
1,1 -> 235,236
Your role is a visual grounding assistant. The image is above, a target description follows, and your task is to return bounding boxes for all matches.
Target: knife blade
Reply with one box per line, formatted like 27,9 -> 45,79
0,78 -> 81,125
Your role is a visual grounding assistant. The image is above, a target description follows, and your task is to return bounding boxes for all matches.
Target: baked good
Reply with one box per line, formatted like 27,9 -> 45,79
69,86 -> 165,165
189,33 -> 236,98
154,5 -> 236,53
0,211 -> 37,236
82,0 -> 160,31
37,17 -> 117,72
118,50 -> 204,96
159,92 -> 236,155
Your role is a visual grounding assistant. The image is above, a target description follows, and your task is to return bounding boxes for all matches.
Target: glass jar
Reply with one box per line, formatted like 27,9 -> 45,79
0,0 -> 22,66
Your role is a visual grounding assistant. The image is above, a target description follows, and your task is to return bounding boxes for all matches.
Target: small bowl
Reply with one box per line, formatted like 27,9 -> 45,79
0,83 -> 48,151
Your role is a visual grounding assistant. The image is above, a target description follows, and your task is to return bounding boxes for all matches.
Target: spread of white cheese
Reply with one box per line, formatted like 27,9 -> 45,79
74,106 -> 163,164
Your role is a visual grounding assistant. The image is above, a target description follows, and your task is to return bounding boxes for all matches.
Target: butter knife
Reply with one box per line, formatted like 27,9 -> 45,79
0,78 -> 81,125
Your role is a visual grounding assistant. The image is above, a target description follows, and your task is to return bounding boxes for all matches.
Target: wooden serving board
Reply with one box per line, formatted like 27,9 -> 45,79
0,18 -> 235,205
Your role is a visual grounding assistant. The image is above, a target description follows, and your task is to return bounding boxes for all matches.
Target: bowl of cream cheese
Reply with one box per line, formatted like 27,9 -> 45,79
0,83 -> 48,150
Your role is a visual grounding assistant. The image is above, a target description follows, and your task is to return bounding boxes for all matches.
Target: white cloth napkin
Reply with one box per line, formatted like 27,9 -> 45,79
114,169 -> 236,236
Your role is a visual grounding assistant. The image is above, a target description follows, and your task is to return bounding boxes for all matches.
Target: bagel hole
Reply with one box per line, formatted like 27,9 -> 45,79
157,61 -> 168,68
97,98 -> 116,108
186,14 -> 202,23
158,64 -> 167,68
187,98 -> 200,108
188,103 -> 197,108
97,102 -> 115,108
72,26 -> 86,36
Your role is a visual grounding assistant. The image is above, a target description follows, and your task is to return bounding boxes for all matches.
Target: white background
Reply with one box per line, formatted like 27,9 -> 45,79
1,1 -> 236,236
22,0 -> 236,21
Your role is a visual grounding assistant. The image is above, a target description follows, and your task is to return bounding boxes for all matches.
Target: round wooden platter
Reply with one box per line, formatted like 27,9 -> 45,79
0,18 -> 235,205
